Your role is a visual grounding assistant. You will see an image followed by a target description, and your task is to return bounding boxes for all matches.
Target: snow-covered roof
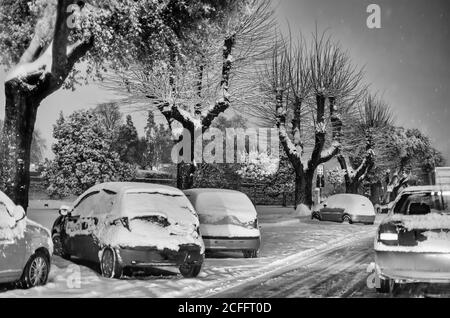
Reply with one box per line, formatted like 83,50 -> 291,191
94,182 -> 183,194
399,185 -> 450,194
184,188 -> 243,196
72,182 -> 184,208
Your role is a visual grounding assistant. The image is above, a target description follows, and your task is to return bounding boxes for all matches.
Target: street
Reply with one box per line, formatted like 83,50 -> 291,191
2,207 -> 450,298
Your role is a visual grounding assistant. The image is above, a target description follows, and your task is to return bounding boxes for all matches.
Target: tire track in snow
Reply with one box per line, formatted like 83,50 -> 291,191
210,235 -> 374,298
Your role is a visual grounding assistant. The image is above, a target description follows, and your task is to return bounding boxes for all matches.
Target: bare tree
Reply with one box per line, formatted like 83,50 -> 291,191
337,93 -> 394,194
263,31 -> 364,208
105,0 -> 276,189
94,102 -> 123,132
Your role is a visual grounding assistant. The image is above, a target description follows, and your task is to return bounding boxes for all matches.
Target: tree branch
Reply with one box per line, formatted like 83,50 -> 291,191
201,33 -> 237,129
52,0 -> 72,78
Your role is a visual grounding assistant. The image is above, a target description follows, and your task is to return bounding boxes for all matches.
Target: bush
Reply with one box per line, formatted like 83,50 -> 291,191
44,110 -> 136,198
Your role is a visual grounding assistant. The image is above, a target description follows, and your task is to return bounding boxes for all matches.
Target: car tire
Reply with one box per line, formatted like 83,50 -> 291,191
179,263 -> 202,278
342,215 -> 353,224
100,247 -> 123,279
243,250 -> 258,258
19,251 -> 50,289
376,277 -> 397,294
52,233 -> 70,260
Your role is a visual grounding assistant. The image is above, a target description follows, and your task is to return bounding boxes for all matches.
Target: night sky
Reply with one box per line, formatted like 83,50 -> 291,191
0,0 -> 449,161
276,0 -> 450,160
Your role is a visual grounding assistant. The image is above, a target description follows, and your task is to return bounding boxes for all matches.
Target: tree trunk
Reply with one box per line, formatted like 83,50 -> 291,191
175,129 -> 197,190
176,162 -> 196,190
294,171 -> 314,208
1,80 -> 40,210
347,181 -> 360,194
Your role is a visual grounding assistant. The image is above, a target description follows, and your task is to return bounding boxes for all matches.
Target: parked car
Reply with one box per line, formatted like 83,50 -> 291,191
374,186 -> 450,293
0,191 -> 52,288
52,183 -> 204,279
312,194 -> 376,225
184,189 -> 261,258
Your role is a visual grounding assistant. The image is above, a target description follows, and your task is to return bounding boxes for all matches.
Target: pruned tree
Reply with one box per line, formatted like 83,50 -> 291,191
263,31 -> 364,208
107,0 -> 276,189
0,0 -> 246,209
337,93 -> 394,193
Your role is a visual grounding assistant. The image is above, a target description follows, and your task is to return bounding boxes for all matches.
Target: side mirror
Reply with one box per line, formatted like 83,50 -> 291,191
13,205 -> 26,222
59,205 -> 72,217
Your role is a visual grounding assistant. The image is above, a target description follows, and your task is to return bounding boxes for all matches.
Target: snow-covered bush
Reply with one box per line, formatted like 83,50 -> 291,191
326,167 -> 346,194
237,151 -> 279,181
44,111 -> 136,198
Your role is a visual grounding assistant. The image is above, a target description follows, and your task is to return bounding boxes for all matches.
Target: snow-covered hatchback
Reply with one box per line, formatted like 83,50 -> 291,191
52,183 -> 205,279
0,191 -> 52,288
184,189 -> 261,258
375,186 -> 450,293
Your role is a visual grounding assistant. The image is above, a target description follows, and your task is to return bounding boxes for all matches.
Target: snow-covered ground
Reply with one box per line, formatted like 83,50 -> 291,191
0,205 -> 380,298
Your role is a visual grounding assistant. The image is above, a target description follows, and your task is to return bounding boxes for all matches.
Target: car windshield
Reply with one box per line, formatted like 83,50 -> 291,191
394,191 -> 450,215
123,192 -> 196,219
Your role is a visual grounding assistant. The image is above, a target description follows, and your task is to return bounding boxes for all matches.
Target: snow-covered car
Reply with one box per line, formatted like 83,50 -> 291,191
0,191 -> 52,288
184,189 -> 261,258
312,194 -> 376,225
51,183 -> 205,279
374,186 -> 450,293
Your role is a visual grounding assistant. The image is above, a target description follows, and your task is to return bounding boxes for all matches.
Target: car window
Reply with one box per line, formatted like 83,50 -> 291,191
72,191 -> 100,217
394,191 -> 450,215
92,190 -> 117,216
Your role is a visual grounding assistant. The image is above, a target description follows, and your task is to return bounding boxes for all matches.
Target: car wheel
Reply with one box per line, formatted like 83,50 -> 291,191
52,233 -> 70,260
376,277 -> 397,294
20,251 -> 50,289
100,248 -> 123,279
179,263 -> 202,278
342,215 -> 353,224
243,250 -> 258,258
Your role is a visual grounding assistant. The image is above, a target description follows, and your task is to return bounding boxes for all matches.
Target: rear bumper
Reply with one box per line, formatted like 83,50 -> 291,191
202,236 -> 261,251
375,250 -> 450,283
117,245 -> 204,268
351,215 -> 375,224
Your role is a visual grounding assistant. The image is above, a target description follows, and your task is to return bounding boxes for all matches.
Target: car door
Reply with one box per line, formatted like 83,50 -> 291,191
82,189 -> 117,262
0,203 -> 25,283
319,197 -> 335,221
65,191 -> 100,259
320,197 -> 345,222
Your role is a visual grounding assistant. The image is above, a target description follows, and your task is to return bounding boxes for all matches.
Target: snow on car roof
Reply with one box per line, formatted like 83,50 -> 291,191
399,185 -> 450,194
327,193 -> 371,202
72,182 -> 184,208
184,188 -> 243,195
97,182 -> 183,194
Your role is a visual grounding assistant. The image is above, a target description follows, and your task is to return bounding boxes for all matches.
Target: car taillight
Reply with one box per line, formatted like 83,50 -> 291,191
253,219 -> 259,229
379,233 -> 398,241
378,223 -> 399,245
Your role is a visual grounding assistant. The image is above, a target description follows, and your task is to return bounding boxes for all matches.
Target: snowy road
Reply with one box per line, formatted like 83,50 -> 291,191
213,235 -> 377,298
213,235 -> 450,298
4,207 -> 449,298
